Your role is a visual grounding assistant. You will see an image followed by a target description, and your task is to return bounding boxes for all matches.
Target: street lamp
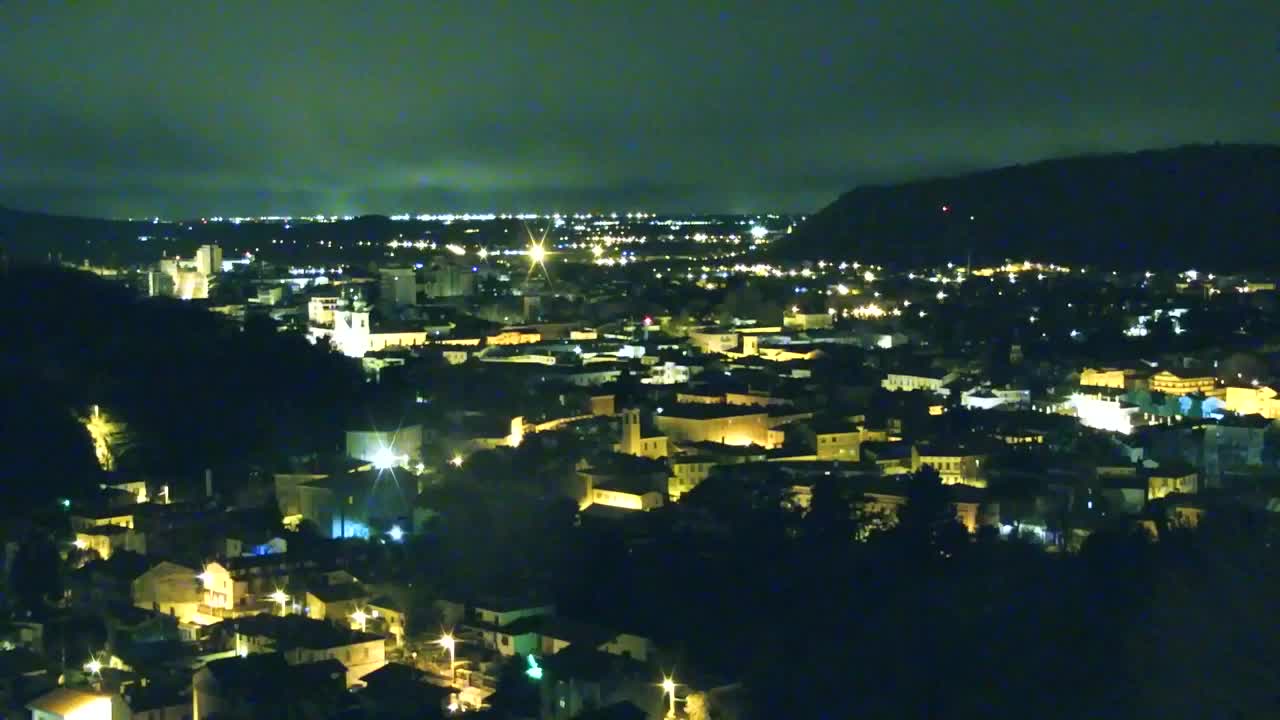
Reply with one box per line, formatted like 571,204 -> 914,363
84,657 -> 103,676
351,608 -> 369,632
269,589 -> 290,616
660,676 -> 678,718
449,453 -> 464,468
437,632 -> 457,684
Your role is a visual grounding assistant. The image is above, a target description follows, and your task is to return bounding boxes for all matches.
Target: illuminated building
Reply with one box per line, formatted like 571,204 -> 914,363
307,295 -> 339,326
1149,369 -> 1217,395
197,562 -> 236,612
131,561 -> 203,623
27,687 -> 113,720
915,447 -> 989,487
643,362 -> 692,385
70,507 -> 135,532
152,245 -> 221,300
588,480 -> 665,511
1070,392 -> 1143,434
814,427 -> 862,461
577,455 -> 668,511
74,525 -> 146,560
1146,466 -> 1199,501
328,301 -> 430,358
654,404 -> 780,448
1079,367 -> 1135,390
194,244 -> 223,276
668,457 -> 715,500
960,387 -> 1031,410
486,328 -> 543,346
304,583 -> 371,625
1223,384 -> 1280,419
688,329 -> 741,355
783,310 -> 834,331
294,470 -> 413,540
882,371 -> 956,394
229,614 -> 387,685
590,395 -> 617,416
616,409 -> 669,460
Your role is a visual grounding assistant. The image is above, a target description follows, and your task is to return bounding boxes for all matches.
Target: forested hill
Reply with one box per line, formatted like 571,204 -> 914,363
0,265 -> 362,510
771,144 -> 1280,270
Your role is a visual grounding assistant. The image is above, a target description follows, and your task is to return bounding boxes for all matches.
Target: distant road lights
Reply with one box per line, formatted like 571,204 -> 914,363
749,226 -> 768,240
387,525 -> 405,542
863,270 -> 876,283
591,245 -> 605,258
936,290 -> 947,301
477,247 -> 490,260
450,454 -> 464,468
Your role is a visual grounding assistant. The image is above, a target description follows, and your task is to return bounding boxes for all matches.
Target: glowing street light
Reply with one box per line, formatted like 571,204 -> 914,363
437,632 -> 458,684
450,453 -> 464,468
371,446 -> 404,470
269,589 -> 290,615
527,241 -> 547,265
660,675 -> 678,718
84,657 -> 103,676
351,608 -> 369,632
387,525 -> 405,542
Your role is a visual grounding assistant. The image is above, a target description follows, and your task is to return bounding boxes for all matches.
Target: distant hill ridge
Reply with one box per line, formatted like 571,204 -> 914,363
772,144 -> 1280,270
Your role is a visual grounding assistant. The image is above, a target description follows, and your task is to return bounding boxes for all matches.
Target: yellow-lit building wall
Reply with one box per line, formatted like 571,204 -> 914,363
1149,371 -> 1216,395
655,413 -> 773,448
915,454 -> 988,488
589,488 -> 663,511
669,461 -> 714,500
1079,368 -> 1129,389
816,432 -> 861,461
1223,385 -> 1280,419
1147,472 -> 1198,500
486,330 -> 542,346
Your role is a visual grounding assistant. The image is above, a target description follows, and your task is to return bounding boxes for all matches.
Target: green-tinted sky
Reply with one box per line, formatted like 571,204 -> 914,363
1,1 -> 1276,217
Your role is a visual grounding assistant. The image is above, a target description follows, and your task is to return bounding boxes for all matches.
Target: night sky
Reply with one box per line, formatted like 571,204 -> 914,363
1,1 -> 1276,218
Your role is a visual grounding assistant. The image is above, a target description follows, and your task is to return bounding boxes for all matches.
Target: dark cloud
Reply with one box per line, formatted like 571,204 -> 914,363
1,1 -> 1276,217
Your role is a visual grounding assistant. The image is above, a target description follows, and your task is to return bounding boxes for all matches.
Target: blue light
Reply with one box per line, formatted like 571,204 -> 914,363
525,655 -> 543,680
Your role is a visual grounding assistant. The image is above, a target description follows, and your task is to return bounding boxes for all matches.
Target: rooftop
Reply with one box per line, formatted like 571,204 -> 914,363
657,403 -> 771,420
306,583 -> 371,604
228,614 -> 383,649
